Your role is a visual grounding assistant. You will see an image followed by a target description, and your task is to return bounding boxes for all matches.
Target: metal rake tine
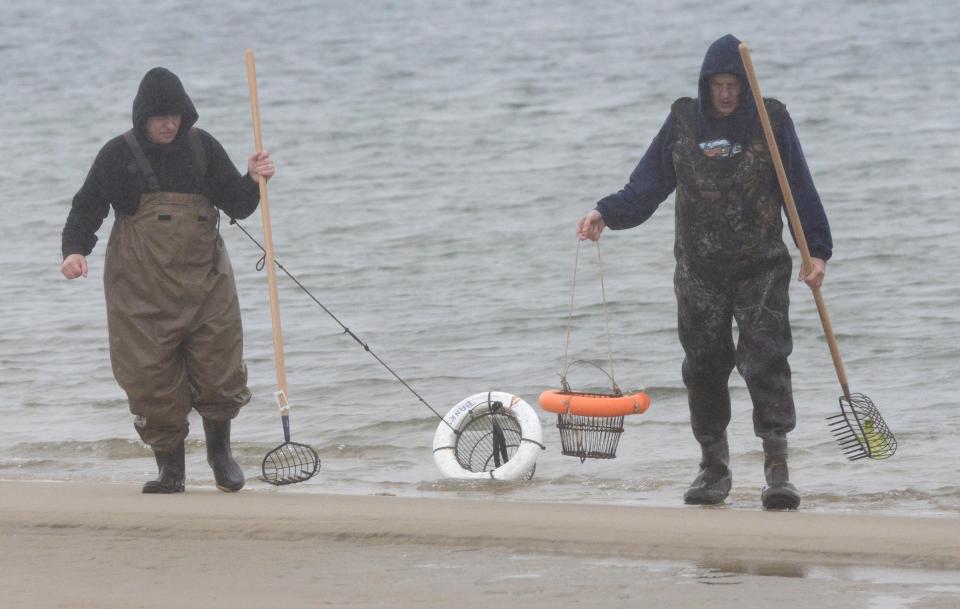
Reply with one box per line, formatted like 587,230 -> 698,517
826,414 -> 854,424
830,427 -> 859,440
836,433 -> 866,445
827,427 -> 868,456
834,433 -> 865,448
841,445 -> 867,460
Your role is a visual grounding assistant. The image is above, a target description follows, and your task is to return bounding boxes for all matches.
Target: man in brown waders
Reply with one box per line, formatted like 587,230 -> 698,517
60,67 -> 275,493
577,34 -> 833,510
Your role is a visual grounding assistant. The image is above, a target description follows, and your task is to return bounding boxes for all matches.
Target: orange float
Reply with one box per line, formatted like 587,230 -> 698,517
538,390 -> 651,418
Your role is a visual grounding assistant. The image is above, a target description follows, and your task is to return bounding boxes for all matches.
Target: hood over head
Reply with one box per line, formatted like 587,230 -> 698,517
696,34 -> 756,146
132,67 -> 198,140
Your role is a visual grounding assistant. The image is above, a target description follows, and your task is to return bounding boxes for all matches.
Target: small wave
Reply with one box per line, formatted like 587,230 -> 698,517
346,416 -> 443,434
323,443 -> 424,459
806,486 -> 960,508
418,477 -> 548,495
7,439 -> 150,460
0,457 -> 60,470
545,473 -> 668,493
644,385 -> 689,399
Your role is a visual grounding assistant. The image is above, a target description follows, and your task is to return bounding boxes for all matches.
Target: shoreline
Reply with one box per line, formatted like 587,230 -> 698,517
5,480 -> 960,569
4,481 -> 959,608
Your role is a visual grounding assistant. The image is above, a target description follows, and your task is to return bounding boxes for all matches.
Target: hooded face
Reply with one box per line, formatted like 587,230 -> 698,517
132,67 -> 198,143
696,34 -> 757,148
708,73 -> 741,118
144,115 -> 182,145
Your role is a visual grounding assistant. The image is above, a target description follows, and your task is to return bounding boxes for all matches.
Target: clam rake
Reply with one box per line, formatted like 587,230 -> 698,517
740,42 -> 896,461
247,49 -> 321,484
826,392 -> 896,461
261,391 -> 320,485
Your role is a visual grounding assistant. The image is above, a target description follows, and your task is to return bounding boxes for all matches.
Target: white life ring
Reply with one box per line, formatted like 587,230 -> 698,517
432,391 -> 544,481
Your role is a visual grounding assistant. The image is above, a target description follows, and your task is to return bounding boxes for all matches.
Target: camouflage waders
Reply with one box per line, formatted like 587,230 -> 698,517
670,98 -> 797,485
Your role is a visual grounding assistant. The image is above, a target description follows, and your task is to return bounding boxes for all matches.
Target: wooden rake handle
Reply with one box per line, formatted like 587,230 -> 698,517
738,42 -> 851,396
246,49 -> 289,410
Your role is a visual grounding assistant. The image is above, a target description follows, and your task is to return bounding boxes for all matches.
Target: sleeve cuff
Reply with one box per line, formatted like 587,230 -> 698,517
809,248 -> 832,262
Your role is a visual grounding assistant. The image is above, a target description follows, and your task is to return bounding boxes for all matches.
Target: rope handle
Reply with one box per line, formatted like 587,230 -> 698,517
559,360 -> 622,396
560,240 -> 620,394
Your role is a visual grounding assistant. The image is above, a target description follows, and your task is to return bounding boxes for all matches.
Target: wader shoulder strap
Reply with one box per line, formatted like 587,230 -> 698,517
761,98 -> 786,133
122,129 -> 160,192
187,128 -> 208,178
669,97 -> 697,141
122,128 -> 207,192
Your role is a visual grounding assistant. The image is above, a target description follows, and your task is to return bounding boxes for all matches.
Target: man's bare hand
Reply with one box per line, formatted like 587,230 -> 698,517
249,151 -> 275,183
799,257 -> 826,289
577,209 -> 606,241
61,254 -> 88,279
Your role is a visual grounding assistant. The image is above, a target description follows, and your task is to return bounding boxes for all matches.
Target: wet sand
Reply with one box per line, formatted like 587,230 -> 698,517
3,481 -> 958,608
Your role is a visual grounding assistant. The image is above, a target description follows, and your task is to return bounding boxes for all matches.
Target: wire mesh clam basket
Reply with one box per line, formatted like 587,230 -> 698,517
433,391 -> 543,480
454,400 -> 535,479
540,387 -> 650,463
545,239 -> 651,463
556,408 -> 625,462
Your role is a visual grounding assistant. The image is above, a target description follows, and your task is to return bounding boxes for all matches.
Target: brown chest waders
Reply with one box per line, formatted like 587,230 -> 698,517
670,99 -> 796,447
104,163 -> 250,452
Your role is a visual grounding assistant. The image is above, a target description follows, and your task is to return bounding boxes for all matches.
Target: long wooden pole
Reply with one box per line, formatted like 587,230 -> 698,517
738,42 -> 850,396
246,49 -> 289,409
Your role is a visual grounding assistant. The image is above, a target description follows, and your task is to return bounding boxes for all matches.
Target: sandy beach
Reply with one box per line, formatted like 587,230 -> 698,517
2,481 -> 958,608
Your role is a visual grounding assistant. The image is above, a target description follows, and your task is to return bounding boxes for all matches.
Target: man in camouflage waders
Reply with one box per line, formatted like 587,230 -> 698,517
61,67 -> 275,494
577,34 -> 833,510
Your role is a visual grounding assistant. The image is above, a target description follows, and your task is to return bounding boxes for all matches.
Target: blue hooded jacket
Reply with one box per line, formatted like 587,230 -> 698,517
595,34 -> 833,261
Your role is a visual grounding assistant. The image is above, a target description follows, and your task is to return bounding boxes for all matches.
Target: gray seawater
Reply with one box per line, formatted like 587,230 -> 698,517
1,0 -> 958,516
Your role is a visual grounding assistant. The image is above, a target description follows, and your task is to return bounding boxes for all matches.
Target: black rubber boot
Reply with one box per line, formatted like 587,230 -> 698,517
203,418 -> 245,492
761,437 -> 800,510
142,442 -> 186,494
683,437 -> 732,505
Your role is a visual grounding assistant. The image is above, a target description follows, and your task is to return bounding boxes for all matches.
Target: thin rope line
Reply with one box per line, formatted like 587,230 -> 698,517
560,239 -> 581,391
595,241 -> 620,395
229,219 -> 456,431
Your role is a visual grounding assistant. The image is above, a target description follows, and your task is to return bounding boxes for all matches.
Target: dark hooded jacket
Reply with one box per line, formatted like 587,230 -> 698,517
595,34 -> 832,261
61,67 -> 260,258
